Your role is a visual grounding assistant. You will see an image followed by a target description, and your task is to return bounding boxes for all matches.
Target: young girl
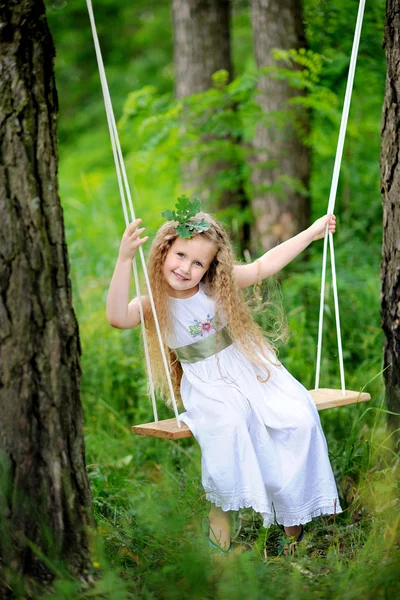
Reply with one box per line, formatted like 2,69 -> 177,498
106,209 -> 342,554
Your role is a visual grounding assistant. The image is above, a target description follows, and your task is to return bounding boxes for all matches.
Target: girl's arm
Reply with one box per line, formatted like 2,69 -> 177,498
234,214 -> 336,288
106,219 -> 150,329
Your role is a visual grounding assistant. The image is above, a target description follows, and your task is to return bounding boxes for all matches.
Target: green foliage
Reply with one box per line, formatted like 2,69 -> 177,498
46,0 -> 173,144
161,195 -> 210,237
118,50 -> 343,230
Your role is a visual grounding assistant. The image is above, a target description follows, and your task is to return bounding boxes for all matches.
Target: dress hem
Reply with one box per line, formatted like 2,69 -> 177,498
205,491 -> 343,527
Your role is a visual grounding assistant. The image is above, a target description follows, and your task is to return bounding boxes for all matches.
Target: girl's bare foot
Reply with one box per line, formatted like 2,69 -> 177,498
208,504 -> 231,551
279,524 -> 304,556
284,525 -> 303,539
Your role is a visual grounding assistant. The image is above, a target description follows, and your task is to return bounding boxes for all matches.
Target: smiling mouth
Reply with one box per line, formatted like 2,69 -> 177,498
173,271 -> 189,282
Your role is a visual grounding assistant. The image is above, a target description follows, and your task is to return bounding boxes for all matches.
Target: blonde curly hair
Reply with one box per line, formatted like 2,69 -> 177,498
145,213 -> 279,408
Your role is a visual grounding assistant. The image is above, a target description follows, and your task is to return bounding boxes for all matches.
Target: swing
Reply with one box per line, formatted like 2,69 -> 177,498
87,0 -> 370,441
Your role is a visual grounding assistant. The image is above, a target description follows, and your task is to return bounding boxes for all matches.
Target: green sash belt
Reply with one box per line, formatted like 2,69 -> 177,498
174,326 -> 233,363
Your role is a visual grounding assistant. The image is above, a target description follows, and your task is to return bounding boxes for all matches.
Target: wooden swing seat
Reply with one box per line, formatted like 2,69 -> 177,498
132,388 -> 371,440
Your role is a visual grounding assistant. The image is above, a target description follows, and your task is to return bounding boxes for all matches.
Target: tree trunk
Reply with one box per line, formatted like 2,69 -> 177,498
0,0 -> 93,586
172,0 -> 232,98
172,0 -> 251,250
381,0 -> 400,445
250,0 -> 310,250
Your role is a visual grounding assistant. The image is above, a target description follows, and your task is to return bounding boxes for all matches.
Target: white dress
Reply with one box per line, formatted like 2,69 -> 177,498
168,284 -> 342,527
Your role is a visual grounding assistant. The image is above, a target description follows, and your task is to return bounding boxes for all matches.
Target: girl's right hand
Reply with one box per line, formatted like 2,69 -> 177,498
118,219 -> 149,262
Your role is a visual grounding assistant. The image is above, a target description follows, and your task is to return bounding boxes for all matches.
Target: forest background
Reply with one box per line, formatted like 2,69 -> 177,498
33,0 -> 398,597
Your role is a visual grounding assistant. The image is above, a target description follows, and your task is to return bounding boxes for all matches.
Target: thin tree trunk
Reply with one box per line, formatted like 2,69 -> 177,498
0,0 -> 93,585
172,0 -> 251,250
381,0 -> 400,445
250,0 -> 310,250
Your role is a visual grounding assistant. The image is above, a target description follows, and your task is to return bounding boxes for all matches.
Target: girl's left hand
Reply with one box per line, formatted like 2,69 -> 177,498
309,214 -> 336,241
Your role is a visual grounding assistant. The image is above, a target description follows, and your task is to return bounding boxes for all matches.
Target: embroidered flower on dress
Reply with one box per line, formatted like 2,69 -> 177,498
189,315 -> 216,338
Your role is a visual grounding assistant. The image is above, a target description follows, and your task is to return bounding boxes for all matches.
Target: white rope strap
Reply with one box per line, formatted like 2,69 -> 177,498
86,0 -> 181,426
315,0 -> 366,392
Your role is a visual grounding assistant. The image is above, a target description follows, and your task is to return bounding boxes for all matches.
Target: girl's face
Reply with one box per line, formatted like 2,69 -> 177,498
162,236 -> 217,298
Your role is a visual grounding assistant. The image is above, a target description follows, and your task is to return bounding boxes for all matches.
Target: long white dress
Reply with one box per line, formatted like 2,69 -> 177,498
168,284 -> 342,527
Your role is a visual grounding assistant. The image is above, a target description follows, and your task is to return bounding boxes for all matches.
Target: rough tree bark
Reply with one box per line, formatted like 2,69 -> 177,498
250,0 -> 310,250
381,0 -> 400,444
172,0 -> 250,249
0,0 -> 93,586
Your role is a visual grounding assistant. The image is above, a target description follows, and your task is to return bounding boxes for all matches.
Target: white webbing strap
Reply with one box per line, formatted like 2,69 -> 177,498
315,0 -> 366,392
86,0 -> 181,425
105,107 -> 159,422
